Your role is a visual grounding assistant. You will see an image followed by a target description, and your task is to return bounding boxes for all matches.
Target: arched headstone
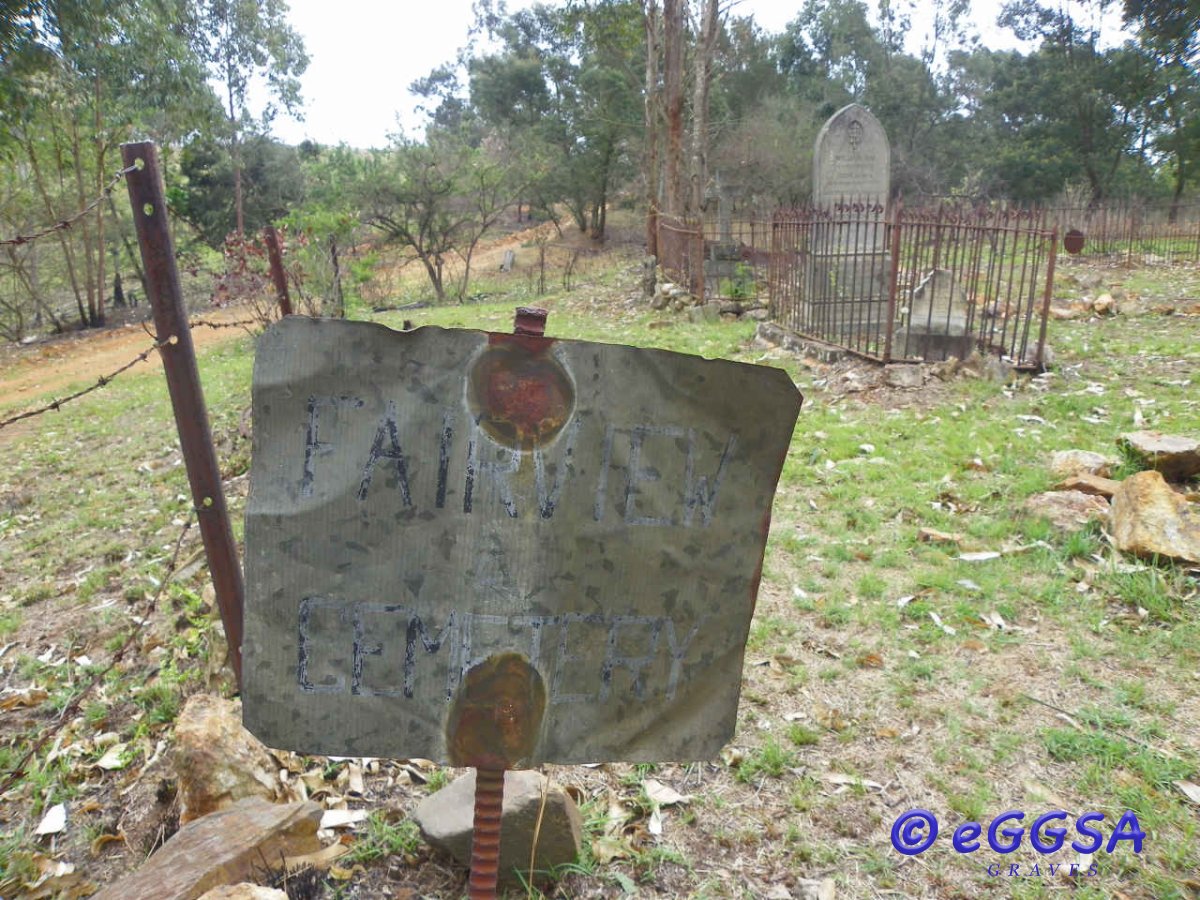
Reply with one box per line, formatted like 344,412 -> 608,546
805,105 -> 892,342
812,104 -> 890,206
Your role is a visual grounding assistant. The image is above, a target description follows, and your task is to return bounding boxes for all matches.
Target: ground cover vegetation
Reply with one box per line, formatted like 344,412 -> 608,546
0,240 -> 1197,897
2,0 -> 1199,897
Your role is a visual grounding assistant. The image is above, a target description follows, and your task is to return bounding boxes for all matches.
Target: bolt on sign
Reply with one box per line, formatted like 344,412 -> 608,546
243,318 -> 802,764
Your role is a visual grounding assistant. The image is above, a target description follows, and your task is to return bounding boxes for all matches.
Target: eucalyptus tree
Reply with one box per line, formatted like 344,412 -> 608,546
1124,0 -> 1200,217
190,0 -> 308,236
465,0 -> 643,239
0,0 -> 218,328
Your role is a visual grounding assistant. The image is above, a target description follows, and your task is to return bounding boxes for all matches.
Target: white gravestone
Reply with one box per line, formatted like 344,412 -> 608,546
807,105 -> 892,339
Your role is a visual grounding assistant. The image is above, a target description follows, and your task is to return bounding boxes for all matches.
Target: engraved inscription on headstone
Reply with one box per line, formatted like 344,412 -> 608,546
243,318 -> 802,764
807,104 -> 892,335
812,104 -> 890,207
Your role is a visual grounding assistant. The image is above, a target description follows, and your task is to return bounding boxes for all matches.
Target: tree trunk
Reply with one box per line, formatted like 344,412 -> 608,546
234,150 -> 245,237
591,140 -> 614,241
662,0 -> 685,218
106,193 -> 148,296
690,0 -> 719,216
24,130 -> 89,328
226,55 -> 245,237
1169,147 -> 1186,224
644,0 -> 661,257
94,70 -> 106,326
67,115 -> 99,326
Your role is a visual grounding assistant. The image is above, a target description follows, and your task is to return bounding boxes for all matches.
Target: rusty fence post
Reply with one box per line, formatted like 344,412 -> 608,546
264,224 -> 294,317
469,767 -> 506,899
883,198 -> 903,363
1034,227 -> 1058,371
121,141 -> 245,688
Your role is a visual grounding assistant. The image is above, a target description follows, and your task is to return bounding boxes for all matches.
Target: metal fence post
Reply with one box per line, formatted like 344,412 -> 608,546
883,199 -> 903,363
121,140 -> 245,688
1034,228 -> 1058,371
264,225 -> 294,317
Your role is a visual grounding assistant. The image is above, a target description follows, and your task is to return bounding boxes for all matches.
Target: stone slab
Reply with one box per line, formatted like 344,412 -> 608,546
92,799 -> 321,900
1118,431 -> 1200,482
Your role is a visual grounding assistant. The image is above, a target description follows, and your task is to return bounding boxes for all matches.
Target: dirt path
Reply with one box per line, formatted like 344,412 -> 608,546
0,305 -> 256,413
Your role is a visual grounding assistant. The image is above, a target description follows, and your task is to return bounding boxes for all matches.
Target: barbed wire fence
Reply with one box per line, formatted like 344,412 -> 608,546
0,163 -> 141,249
0,147 -> 261,801
0,313 -> 266,433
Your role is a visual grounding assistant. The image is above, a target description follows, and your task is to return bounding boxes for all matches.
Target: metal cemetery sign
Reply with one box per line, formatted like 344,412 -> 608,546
243,318 -> 802,764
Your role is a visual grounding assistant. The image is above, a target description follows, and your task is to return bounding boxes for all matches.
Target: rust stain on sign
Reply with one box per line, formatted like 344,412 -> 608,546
243,318 -> 801,763
447,653 -> 547,769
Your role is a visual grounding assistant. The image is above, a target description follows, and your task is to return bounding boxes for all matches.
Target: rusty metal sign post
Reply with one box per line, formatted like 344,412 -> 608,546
122,141 -> 245,687
243,303 -> 801,894
455,311 -> 553,898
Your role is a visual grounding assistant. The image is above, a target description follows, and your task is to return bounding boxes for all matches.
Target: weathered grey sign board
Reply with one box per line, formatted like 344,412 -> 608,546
243,318 -> 801,764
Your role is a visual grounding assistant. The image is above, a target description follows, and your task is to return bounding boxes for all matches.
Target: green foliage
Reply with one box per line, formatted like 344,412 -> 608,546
179,134 -> 306,248
135,683 -> 181,726
1042,728 -> 1194,787
453,0 -> 642,238
343,813 -> 421,864
735,737 -> 798,782
360,133 -> 516,303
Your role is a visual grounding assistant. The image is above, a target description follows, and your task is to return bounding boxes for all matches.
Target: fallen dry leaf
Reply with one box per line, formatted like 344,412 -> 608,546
0,687 -> 49,710
720,746 -> 745,768
980,611 -> 1008,630
35,803 -> 67,836
89,832 -> 125,856
1173,780 -> 1200,806
929,611 -> 956,636
644,779 -> 691,806
346,762 -> 365,797
917,527 -> 963,545
591,835 -> 635,864
958,551 -> 1002,562
320,808 -> 370,830
648,805 -> 664,836
825,773 -> 884,791
328,863 -> 365,881
814,704 -> 849,732
285,841 -> 351,871
93,743 -> 129,771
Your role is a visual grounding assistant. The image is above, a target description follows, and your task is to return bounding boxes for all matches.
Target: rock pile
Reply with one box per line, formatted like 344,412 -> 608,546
648,281 -> 771,323
1031,432 -> 1200,565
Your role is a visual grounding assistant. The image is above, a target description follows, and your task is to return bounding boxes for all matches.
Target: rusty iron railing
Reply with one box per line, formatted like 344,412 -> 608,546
697,215 -> 774,304
1044,200 -> 1200,265
768,202 -> 1056,369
